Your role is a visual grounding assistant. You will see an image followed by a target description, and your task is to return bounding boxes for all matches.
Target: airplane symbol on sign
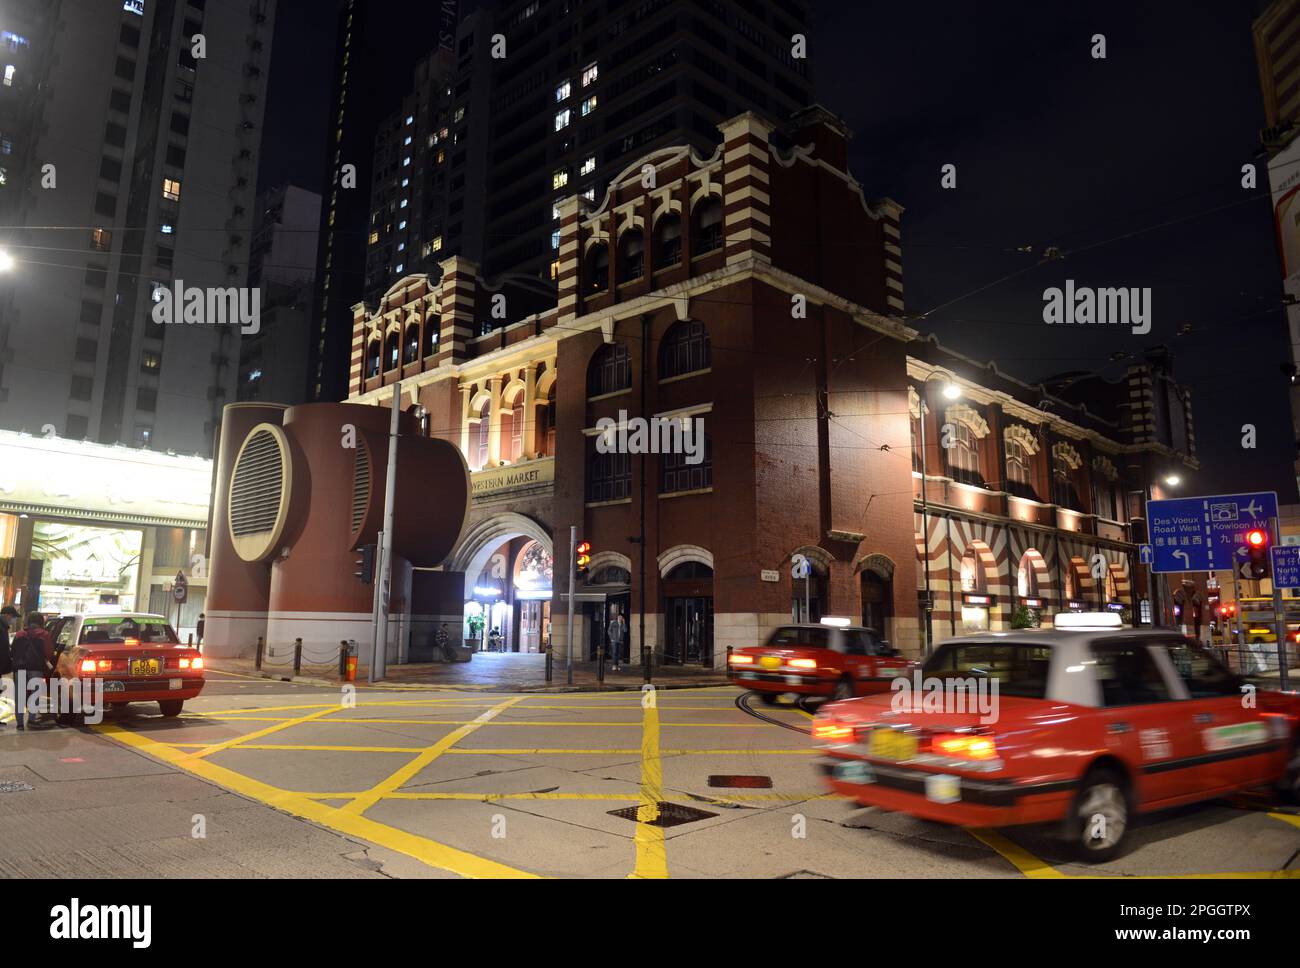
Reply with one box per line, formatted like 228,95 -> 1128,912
1241,500 -> 1264,519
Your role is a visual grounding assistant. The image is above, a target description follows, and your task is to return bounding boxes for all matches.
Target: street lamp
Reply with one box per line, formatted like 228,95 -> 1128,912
0,249 -> 14,272
1163,474 -> 1180,487
917,373 -> 959,656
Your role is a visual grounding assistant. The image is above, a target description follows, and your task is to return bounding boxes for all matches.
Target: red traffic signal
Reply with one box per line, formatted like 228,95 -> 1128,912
575,540 -> 592,574
1245,528 -> 1269,580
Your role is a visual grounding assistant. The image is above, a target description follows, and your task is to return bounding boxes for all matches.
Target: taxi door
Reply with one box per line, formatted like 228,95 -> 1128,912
1088,639 -> 1199,805
1153,638 -> 1278,791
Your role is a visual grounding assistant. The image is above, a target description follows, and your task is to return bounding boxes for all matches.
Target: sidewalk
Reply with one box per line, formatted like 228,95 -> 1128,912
204,651 -> 731,693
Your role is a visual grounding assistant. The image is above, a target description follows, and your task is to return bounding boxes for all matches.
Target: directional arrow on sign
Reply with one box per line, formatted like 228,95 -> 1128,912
1172,549 -> 1191,569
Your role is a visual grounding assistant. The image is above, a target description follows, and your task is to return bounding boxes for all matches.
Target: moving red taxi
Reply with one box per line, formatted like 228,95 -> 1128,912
813,613 -> 1300,860
53,612 -> 206,717
729,622 -> 915,703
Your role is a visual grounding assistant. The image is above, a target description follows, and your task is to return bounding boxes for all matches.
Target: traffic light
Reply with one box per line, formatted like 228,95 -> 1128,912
355,544 -> 376,585
1245,528 -> 1269,580
575,540 -> 591,576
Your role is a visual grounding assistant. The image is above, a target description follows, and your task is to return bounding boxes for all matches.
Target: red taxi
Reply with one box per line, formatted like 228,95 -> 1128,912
813,614 -> 1300,861
53,612 -> 206,717
729,622 -> 915,703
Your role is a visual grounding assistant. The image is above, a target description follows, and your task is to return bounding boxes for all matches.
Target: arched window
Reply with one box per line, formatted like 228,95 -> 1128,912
660,428 -> 711,493
1005,438 -> 1036,498
694,197 -> 722,254
945,424 -> 983,486
619,229 -> 644,281
587,342 -> 631,397
366,340 -> 381,378
536,398 -> 556,457
587,438 -> 631,503
1052,453 -> 1080,509
384,331 -> 400,371
653,213 -> 681,268
586,243 -> 609,292
471,398 -> 490,471
499,391 -> 524,463
659,319 -> 710,379
423,315 -> 439,357
403,323 -> 419,365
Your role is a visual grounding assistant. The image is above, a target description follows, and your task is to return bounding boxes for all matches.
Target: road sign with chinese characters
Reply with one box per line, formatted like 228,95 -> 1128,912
1145,491 -> 1278,573
1271,545 -> 1300,589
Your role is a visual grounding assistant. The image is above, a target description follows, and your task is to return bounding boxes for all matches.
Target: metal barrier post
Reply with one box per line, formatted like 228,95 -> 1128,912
255,636 -> 265,671
293,638 -> 303,676
339,641 -> 348,678
597,646 -> 605,684
545,646 -> 553,683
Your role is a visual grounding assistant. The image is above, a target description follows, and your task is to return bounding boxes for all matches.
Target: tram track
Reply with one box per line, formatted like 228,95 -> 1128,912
734,691 -> 817,735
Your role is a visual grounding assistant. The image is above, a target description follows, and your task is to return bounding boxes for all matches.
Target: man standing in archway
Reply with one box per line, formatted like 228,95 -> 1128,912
607,609 -> 627,672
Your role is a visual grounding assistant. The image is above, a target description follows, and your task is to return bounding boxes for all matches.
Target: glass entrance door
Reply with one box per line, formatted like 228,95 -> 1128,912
665,596 -> 713,665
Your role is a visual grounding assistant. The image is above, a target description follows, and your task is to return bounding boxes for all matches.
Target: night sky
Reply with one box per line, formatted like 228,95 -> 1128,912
260,0 -> 1295,501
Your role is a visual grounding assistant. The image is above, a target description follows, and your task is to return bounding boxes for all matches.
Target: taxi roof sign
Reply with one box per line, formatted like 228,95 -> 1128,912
1053,611 -> 1123,630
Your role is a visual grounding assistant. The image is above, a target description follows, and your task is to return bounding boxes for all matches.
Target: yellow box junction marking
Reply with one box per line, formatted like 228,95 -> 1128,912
629,697 -> 668,880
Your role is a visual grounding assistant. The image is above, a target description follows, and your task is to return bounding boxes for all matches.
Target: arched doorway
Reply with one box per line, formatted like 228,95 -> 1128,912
857,554 -> 896,640
445,512 -> 553,655
662,560 -> 713,666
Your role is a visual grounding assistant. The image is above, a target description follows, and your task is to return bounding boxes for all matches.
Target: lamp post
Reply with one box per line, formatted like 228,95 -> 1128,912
917,374 -> 960,657
1134,473 -> 1182,628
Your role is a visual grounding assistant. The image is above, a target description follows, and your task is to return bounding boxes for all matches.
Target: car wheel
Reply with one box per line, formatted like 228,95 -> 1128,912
830,677 -> 854,702
158,700 -> 184,718
1065,768 -> 1130,863
758,692 -> 780,706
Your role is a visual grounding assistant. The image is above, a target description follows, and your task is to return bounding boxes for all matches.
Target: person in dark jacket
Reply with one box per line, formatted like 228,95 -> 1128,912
11,612 -> 55,730
0,605 -> 17,729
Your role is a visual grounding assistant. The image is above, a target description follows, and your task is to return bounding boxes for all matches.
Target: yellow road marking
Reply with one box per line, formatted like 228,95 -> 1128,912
200,699 -> 503,716
307,718 -> 767,727
188,705 -> 345,760
1269,811 -> 1300,831
630,693 -> 667,879
342,697 -> 525,816
967,828 -> 1066,879
92,721 -> 536,878
443,748 -> 815,756
165,743 -> 428,753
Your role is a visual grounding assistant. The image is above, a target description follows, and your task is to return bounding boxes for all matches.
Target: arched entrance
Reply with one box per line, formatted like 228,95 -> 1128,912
658,546 -> 713,665
856,553 -> 896,640
445,512 -> 553,654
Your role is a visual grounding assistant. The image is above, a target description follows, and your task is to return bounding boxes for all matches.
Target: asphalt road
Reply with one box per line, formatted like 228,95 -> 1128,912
1,671 -> 1297,878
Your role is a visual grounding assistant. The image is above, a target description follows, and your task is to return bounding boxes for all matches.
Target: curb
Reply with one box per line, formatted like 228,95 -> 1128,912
205,664 -> 731,694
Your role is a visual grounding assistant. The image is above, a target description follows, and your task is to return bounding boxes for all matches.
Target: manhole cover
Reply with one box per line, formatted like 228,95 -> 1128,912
708,774 -> 772,789
608,801 -> 718,828
0,781 -> 33,794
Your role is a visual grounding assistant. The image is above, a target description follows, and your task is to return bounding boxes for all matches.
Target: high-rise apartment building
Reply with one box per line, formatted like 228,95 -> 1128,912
0,0 -> 277,456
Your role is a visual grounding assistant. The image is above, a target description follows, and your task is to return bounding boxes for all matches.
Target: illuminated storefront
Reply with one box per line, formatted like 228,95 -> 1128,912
463,538 -> 553,652
0,431 -> 211,637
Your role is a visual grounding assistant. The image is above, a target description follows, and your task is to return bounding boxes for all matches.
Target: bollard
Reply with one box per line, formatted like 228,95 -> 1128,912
339,641 -> 348,678
293,637 -> 303,676
255,636 -> 265,671
187,634 -> 194,647
597,646 -> 605,685
545,646 -> 553,683
343,640 -> 358,683
642,645 -> 652,684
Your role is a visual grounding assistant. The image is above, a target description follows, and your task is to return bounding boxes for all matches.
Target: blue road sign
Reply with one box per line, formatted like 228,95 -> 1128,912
1271,545 -> 1300,589
1145,491 -> 1279,573
1138,544 -> 1154,565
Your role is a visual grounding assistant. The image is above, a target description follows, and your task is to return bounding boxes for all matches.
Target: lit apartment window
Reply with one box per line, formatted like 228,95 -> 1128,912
582,186 -> 596,202
142,350 -> 161,371
400,198 -> 408,209
399,220 -> 407,230
162,178 -> 181,201
582,62 -> 598,86
368,230 -> 379,244
551,229 -> 560,250
91,228 -> 112,251
160,224 -> 174,234
123,1 -> 144,15
436,149 -> 445,164
454,106 -> 465,122
396,263 -> 404,274
401,177 -> 409,187
555,109 -> 571,131
431,236 -> 443,252
3,65 -> 14,87
402,156 -> 411,166
556,79 -> 571,101
549,259 -> 560,280
552,168 -> 568,189
0,167 -> 6,186
404,136 -> 412,146
580,156 -> 595,176
405,115 -> 414,125
581,95 -> 597,116
398,242 -> 405,252
552,202 -> 561,220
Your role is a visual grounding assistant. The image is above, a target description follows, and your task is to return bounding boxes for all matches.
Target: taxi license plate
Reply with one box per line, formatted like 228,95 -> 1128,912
833,760 -> 875,785
759,656 -> 781,670
868,728 -> 917,762
168,679 -> 183,690
925,773 -> 961,804
130,659 -> 160,676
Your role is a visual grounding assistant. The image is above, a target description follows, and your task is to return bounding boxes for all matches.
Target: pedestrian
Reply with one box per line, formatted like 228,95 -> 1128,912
11,612 -> 55,730
196,612 -> 205,647
434,622 -> 453,662
607,611 -> 627,672
0,605 -> 17,729
487,626 -> 503,653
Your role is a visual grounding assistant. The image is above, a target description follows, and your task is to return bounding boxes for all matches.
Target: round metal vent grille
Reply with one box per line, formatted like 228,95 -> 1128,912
227,425 -> 290,561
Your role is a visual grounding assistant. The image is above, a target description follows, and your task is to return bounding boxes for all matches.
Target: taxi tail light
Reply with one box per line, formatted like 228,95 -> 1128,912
172,654 -> 204,670
728,653 -> 754,666
788,658 -> 817,669
79,658 -> 96,674
811,718 -> 855,743
930,731 -> 999,761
